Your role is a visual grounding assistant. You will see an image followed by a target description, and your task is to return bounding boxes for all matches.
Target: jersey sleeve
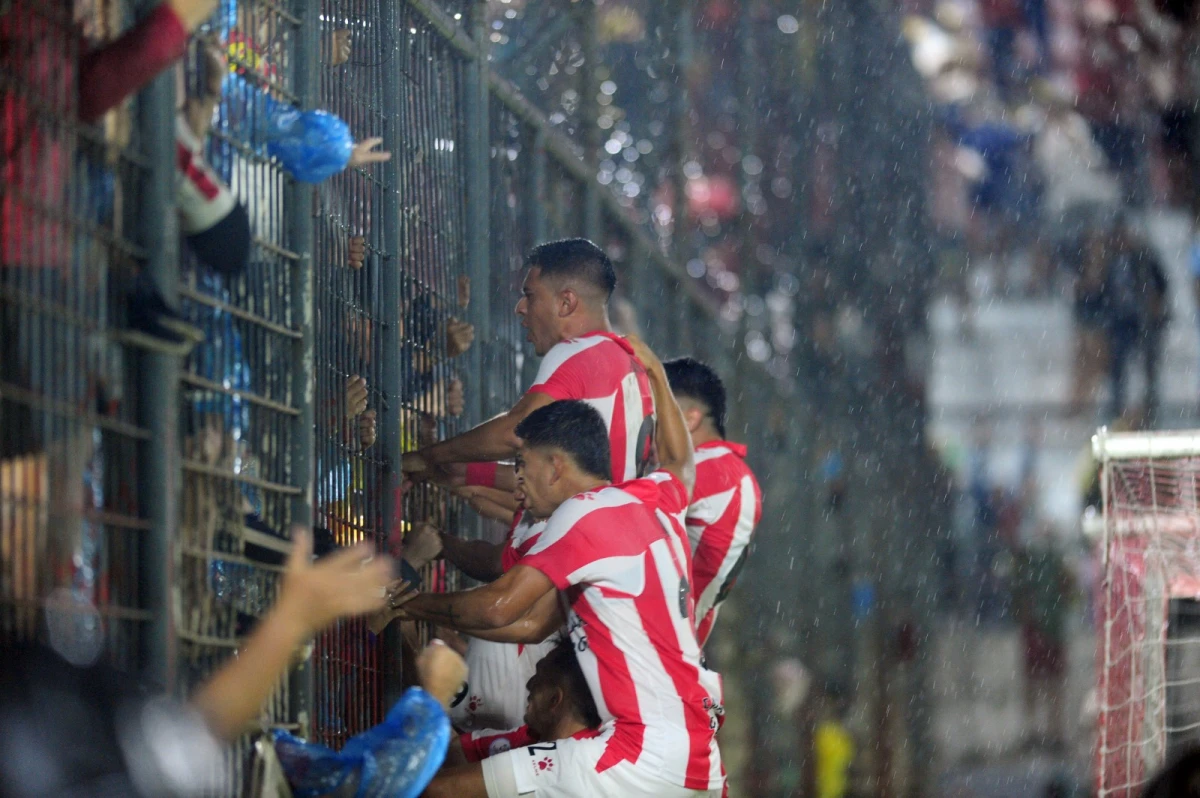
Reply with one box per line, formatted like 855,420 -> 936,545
527,343 -> 591,400
459,726 -> 536,763
519,500 -> 602,590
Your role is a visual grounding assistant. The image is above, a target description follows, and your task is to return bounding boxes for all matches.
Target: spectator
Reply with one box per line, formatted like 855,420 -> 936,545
0,528 -> 395,795
1032,81 -> 1121,287
939,101 -> 1037,284
1075,13 -> 1146,203
814,688 -> 855,798
1013,521 -> 1074,751
1099,217 -> 1169,423
1070,227 -> 1112,415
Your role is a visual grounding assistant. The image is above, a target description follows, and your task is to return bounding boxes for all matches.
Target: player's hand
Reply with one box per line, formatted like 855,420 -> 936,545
454,485 -> 518,525
347,235 -> 366,270
404,522 -> 444,568
345,375 -> 368,417
358,409 -> 377,450
624,334 -> 661,371
349,137 -> 392,168
445,318 -> 475,357
401,451 -> 428,475
418,639 -> 469,709
280,528 -> 392,638
366,579 -> 416,634
446,378 -> 465,417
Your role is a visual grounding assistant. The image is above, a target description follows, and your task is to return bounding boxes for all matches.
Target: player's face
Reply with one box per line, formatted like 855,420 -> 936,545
516,268 -> 558,357
514,446 -> 558,520
523,662 -> 559,739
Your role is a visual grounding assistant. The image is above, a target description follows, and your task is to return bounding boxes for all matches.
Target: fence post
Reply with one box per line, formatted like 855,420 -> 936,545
579,0 -> 601,243
464,0 -> 492,421
288,0 -> 320,734
134,0 -> 179,691
379,0 -> 406,711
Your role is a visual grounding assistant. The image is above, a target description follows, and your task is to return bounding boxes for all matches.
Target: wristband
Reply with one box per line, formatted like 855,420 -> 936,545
464,461 -> 498,488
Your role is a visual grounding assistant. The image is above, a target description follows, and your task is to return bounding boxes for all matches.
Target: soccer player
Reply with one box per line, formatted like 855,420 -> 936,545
437,637 -> 603,773
386,344 -> 723,797
394,238 -> 655,731
401,238 -> 655,487
663,358 -> 763,648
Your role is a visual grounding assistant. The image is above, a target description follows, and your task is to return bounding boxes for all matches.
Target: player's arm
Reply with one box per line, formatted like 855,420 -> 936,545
424,763 -> 488,798
404,391 -> 555,470
395,564 -> 554,632
439,533 -> 505,583
463,589 -> 563,645
627,335 -> 696,496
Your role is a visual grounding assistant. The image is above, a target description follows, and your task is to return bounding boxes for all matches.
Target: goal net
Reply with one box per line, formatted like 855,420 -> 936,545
1094,430 -> 1200,797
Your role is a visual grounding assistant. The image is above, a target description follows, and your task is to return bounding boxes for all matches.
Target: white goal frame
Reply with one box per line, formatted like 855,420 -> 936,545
1091,427 -> 1200,797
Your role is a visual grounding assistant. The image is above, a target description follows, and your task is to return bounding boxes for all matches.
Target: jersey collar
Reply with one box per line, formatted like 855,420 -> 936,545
696,439 -> 747,459
573,330 -> 636,357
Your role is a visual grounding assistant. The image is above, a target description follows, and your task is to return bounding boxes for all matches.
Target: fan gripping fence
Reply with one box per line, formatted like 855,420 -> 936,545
0,0 -> 795,789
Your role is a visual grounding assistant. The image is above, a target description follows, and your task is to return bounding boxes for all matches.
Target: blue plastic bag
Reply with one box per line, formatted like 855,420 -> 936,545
273,687 -> 451,798
223,73 -> 353,183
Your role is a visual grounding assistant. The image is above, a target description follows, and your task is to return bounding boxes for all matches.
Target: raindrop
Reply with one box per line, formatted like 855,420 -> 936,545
600,80 -> 618,96
777,14 -> 800,34
742,154 -> 764,176
683,160 -> 704,180
687,258 -> 707,278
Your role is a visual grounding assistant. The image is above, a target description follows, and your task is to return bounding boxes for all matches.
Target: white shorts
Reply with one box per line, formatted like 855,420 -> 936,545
480,726 -> 723,798
450,637 -> 556,731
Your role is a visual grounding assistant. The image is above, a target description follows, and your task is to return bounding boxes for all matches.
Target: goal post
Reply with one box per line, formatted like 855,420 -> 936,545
1092,428 -> 1200,797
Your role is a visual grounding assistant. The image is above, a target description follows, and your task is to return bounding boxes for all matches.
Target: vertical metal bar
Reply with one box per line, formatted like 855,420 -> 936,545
379,0 -> 406,712
530,128 -> 548,246
579,0 -> 601,243
289,0 -> 320,736
135,0 -> 179,691
464,0 -> 491,422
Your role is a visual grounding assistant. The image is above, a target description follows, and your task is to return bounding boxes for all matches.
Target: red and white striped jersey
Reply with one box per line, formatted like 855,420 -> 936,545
527,332 -> 655,482
688,441 -> 762,647
520,471 -> 724,792
459,725 -> 603,763
501,511 -> 547,573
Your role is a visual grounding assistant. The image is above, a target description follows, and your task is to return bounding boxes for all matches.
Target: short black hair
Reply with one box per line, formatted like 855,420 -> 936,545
663,357 -> 727,439
525,238 -> 616,300
514,400 -> 612,481
542,637 -> 602,730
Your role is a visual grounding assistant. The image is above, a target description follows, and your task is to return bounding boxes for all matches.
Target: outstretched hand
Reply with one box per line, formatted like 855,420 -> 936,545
280,528 -> 392,638
349,138 -> 392,168
366,578 -> 419,635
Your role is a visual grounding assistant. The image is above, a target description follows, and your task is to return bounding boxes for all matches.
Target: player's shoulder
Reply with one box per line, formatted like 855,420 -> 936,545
543,485 -> 639,535
541,333 -> 613,369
